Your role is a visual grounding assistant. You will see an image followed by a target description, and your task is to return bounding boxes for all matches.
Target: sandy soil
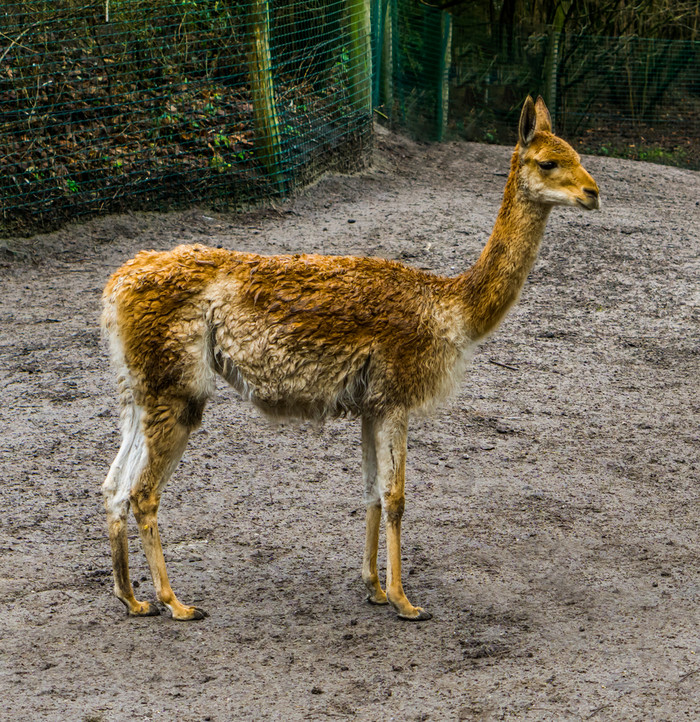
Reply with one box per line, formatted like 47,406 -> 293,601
1,128 -> 698,721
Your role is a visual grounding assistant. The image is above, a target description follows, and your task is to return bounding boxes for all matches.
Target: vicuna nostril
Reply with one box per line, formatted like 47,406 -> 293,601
584,187 -> 598,198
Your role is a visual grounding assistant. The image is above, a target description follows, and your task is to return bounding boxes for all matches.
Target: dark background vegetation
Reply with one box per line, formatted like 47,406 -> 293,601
0,1 -> 371,235
436,1 -> 700,165
1,0 -> 698,236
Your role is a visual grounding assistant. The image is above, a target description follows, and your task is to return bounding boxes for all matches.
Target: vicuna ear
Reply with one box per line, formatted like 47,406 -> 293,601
518,95 -> 537,147
535,96 -> 552,132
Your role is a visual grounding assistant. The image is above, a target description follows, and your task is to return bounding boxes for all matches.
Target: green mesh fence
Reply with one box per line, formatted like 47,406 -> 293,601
374,5 -> 699,170
0,1 -> 373,235
3,2 -> 698,235
372,0 -> 451,142
447,22 -> 700,170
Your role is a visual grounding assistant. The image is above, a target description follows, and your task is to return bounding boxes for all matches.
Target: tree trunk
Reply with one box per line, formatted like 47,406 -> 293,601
437,10 -> 452,141
380,0 -> 394,111
249,0 -> 282,179
346,0 -> 372,115
544,0 -> 570,128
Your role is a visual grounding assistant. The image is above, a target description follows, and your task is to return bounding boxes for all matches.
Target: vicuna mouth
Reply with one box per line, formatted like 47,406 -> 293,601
577,197 -> 600,211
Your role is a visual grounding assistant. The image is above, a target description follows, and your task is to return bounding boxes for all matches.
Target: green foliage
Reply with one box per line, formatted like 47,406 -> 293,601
579,140 -> 689,167
0,0 -> 373,234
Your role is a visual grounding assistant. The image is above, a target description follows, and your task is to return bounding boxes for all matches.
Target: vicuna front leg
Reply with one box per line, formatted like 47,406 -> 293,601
361,416 -> 388,606
374,410 -> 432,621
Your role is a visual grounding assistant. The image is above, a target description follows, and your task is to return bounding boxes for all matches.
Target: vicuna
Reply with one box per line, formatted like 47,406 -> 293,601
102,96 -> 599,621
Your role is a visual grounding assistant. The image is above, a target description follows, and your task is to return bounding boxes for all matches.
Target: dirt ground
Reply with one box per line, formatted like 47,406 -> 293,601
1,128 -> 698,722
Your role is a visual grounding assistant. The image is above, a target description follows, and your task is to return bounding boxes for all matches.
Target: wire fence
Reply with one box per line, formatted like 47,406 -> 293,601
2,2 -> 698,235
0,1 -> 373,235
372,0 -> 451,142
373,9 -> 699,170
446,22 -> 700,169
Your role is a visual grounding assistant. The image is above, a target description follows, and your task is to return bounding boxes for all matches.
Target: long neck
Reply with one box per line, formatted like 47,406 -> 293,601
456,150 -> 551,340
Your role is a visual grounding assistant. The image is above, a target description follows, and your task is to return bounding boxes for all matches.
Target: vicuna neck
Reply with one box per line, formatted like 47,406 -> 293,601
456,149 -> 551,340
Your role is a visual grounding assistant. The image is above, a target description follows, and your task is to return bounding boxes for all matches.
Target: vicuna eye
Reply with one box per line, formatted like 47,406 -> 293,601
538,160 -> 558,170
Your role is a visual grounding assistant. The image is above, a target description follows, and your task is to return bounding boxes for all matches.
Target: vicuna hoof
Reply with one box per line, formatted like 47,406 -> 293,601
171,605 -> 208,621
127,600 -> 161,617
398,607 -> 432,622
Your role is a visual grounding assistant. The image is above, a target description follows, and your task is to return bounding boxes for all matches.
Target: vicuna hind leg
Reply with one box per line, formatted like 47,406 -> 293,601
375,409 -> 431,621
361,416 -> 388,605
103,401 -> 159,616
130,396 -> 207,621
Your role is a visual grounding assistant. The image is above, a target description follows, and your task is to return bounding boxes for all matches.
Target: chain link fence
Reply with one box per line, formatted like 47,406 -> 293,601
0,1 -> 373,235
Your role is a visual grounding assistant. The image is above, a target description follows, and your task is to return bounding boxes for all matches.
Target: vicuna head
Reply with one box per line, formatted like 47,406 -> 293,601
517,95 -> 600,210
